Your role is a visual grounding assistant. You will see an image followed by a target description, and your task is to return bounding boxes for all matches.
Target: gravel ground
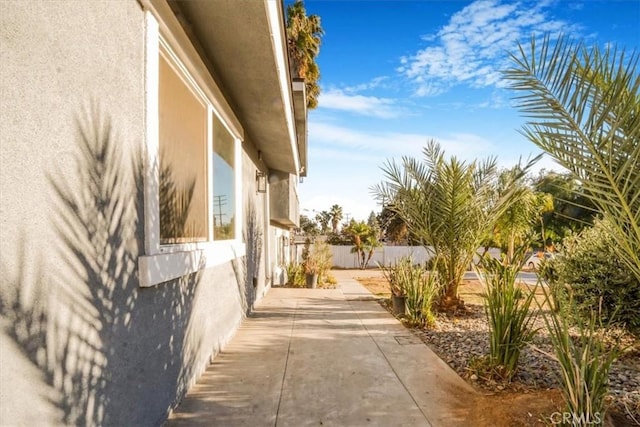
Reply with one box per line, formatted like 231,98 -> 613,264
387,302 -> 640,425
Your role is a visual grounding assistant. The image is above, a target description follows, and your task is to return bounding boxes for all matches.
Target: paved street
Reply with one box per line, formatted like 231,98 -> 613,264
463,270 -> 541,285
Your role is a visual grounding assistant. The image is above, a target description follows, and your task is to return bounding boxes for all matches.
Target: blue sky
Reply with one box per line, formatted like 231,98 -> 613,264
297,0 -> 640,222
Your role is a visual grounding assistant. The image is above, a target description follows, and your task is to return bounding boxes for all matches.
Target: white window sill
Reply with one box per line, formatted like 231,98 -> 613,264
138,240 -> 246,287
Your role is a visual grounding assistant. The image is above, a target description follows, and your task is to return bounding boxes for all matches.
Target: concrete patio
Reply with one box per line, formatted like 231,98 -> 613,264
166,270 -> 477,426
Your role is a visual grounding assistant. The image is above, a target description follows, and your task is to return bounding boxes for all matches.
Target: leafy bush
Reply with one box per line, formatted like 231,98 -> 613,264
543,220 -> 640,335
476,255 -> 538,380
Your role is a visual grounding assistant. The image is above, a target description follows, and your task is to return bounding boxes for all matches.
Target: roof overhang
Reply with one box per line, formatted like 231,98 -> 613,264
168,0 -> 304,176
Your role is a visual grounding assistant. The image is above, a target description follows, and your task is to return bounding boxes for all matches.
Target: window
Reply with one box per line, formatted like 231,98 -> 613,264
158,51 -> 208,244
139,11 -> 244,287
212,115 -> 235,240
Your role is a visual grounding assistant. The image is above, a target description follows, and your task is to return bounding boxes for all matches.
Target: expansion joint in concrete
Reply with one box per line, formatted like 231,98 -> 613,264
344,296 -> 434,427
274,300 -> 298,427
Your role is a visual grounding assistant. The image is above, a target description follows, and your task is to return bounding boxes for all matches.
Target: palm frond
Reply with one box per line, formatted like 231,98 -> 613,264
505,34 -> 640,280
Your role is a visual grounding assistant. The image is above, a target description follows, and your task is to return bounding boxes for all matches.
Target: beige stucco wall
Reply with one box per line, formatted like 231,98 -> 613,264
0,2 -> 271,425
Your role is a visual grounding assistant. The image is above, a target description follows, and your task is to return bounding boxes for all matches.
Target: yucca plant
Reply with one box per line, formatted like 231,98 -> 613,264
418,262 -> 441,327
379,256 -> 441,325
402,260 -> 441,327
378,257 -> 411,297
475,252 -> 538,381
397,259 -> 426,326
538,290 -> 620,426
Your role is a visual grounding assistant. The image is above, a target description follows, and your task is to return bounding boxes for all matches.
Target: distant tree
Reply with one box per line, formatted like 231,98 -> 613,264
298,214 -> 319,235
367,210 -> 382,240
329,204 -> 343,234
344,220 -> 381,269
315,211 -> 331,234
532,170 -> 596,246
378,205 -> 411,245
286,0 -> 324,109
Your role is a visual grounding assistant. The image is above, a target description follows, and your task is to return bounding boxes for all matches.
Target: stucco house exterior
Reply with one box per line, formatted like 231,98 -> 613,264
0,0 -> 306,425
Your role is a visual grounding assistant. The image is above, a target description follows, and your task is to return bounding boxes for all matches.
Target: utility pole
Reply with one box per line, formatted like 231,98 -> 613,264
213,195 -> 227,226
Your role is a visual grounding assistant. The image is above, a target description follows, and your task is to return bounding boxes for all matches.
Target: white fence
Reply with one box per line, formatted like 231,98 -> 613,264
329,245 -> 434,269
328,245 -> 501,269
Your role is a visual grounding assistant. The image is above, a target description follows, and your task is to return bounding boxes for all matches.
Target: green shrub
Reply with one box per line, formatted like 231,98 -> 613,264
543,219 -> 640,335
476,255 -> 538,381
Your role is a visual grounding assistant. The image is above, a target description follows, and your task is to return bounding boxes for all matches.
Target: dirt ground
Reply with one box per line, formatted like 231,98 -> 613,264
356,272 -> 549,307
351,269 -> 635,427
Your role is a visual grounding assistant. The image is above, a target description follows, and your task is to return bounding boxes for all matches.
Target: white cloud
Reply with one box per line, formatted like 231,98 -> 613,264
399,0 -> 582,96
318,88 -> 402,118
343,76 -> 390,93
309,121 -> 495,161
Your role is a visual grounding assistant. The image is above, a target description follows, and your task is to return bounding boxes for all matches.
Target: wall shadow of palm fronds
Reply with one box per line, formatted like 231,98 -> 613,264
0,102 -> 213,426
1,103 -> 143,425
232,201 -> 263,316
46,103 -> 142,425
159,159 -> 201,244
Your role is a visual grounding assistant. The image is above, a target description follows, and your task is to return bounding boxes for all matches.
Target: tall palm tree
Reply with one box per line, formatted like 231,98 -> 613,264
329,204 -> 343,234
286,0 -> 324,109
373,140 -> 538,307
504,35 -> 640,280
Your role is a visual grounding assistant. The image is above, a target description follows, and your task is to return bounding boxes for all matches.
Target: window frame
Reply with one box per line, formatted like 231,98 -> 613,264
139,10 -> 245,288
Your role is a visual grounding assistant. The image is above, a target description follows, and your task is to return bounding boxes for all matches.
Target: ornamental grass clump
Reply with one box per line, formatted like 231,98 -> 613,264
539,290 -> 620,426
476,255 -> 538,381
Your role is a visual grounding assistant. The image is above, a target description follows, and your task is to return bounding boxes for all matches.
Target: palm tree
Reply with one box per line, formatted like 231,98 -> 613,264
373,140 -> 538,307
286,0 -> 324,109
504,35 -> 640,281
329,204 -> 343,234
493,167 -> 554,262
344,221 -> 381,269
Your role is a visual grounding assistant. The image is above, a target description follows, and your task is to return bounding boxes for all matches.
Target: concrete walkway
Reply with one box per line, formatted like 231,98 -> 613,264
166,271 -> 476,427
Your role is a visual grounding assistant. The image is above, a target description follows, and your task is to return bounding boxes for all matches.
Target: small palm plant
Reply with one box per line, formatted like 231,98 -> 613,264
475,251 -> 538,381
373,141 -> 538,309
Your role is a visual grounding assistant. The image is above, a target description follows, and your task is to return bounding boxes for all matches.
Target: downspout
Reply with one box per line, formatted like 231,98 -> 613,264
263,182 -> 272,291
